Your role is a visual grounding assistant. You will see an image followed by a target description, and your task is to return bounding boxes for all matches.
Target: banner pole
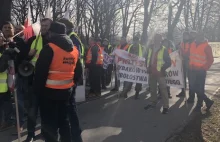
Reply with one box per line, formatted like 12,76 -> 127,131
14,88 -> 21,142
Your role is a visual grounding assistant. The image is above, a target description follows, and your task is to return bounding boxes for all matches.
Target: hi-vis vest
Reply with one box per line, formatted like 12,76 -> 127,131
86,44 -> 103,65
189,42 -> 208,68
0,53 -> 8,93
30,36 -> 43,66
45,43 -> 79,89
69,32 -> 84,57
147,46 -> 166,71
127,44 -> 143,57
117,44 -> 129,50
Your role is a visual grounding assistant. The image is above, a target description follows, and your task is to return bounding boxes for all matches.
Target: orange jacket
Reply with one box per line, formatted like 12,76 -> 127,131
189,41 -> 214,71
45,43 -> 79,89
86,44 -> 103,65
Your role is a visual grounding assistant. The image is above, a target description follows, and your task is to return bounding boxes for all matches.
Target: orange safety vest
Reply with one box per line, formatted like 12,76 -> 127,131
117,44 -> 129,50
181,42 -> 190,55
86,44 -> 103,65
189,42 -> 208,69
45,43 -> 79,89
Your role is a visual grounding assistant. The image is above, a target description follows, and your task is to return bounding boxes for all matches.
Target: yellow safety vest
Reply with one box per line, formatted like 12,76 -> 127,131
69,32 -> 84,56
0,53 -> 8,93
127,44 -> 143,57
147,46 -> 165,71
30,36 -> 43,66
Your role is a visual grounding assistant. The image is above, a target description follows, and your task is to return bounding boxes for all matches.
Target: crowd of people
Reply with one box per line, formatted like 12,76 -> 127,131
0,16 -> 215,142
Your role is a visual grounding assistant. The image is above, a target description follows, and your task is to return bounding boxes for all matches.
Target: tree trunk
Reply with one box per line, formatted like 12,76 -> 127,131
0,0 -> 12,28
141,0 -> 150,45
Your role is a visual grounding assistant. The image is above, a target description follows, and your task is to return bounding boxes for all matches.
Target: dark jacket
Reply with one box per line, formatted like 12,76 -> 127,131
34,34 -> 82,100
146,46 -> 171,76
0,46 -> 10,72
68,31 -> 82,57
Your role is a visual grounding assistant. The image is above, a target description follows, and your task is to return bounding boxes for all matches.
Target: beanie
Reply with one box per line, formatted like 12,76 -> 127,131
49,22 -> 66,35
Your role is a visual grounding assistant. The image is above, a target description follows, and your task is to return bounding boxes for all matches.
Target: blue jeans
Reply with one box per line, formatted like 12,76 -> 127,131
16,75 -> 29,126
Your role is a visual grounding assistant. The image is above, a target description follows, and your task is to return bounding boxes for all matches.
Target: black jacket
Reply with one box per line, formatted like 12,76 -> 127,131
0,47 -> 10,72
34,34 -> 82,100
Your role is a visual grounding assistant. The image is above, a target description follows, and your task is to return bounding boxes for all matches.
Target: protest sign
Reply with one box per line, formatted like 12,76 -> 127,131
209,42 -> 220,58
165,51 -> 184,88
114,49 -> 148,84
103,51 -> 114,69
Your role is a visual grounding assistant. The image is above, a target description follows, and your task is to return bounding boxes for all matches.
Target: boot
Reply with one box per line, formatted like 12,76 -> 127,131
134,91 -> 139,100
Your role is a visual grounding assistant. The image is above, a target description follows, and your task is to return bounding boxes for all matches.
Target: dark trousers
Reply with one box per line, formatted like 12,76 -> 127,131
123,81 -> 142,93
89,65 -> 102,93
40,96 -> 71,142
0,92 -> 13,124
114,64 -> 120,89
189,70 -> 210,107
16,75 -> 29,126
67,87 -> 82,142
26,89 -> 39,137
106,64 -> 113,85
101,68 -> 106,88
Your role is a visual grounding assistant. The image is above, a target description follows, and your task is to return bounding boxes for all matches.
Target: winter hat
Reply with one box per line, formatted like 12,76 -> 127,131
49,22 -> 66,35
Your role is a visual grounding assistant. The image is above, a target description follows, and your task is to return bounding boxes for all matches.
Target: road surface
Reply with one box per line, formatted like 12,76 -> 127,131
1,58 -> 220,142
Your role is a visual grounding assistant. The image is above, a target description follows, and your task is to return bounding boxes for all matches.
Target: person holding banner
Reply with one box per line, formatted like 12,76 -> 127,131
121,36 -> 142,99
176,31 -> 190,97
102,38 -> 113,86
144,34 -> 171,114
157,39 -> 173,99
86,37 -> 103,97
111,37 -> 130,92
188,32 -> 214,111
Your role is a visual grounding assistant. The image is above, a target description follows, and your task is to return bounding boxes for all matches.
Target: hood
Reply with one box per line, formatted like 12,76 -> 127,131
48,35 -> 73,52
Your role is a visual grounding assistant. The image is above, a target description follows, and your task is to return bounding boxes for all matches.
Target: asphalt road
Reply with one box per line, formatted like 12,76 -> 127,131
1,58 -> 220,142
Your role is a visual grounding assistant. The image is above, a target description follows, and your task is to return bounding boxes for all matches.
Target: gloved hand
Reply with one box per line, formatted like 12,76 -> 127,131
3,48 -> 16,59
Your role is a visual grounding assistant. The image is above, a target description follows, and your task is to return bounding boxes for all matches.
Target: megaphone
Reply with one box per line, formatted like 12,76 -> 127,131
18,61 -> 34,77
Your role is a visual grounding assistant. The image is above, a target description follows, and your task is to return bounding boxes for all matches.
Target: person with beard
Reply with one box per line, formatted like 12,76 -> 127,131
1,21 -> 29,132
34,22 -> 79,142
25,18 -> 52,142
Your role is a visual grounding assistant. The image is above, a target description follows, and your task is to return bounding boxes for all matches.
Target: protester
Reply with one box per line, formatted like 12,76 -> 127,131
34,22 -> 78,141
86,37 -> 103,97
144,34 -> 171,114
15,25 -> 25,39
121,36 -> 143,99
0,31 -> 14,131
25,18 -> 52,142
111,37 -> 130,92
176,31 -> 190,97
158,39 -> 173,99
102,38 -> 113,86
1,21 -> 30,132
188,31 -> 214,111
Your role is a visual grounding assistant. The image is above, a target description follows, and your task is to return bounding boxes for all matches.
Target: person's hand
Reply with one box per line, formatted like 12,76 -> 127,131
28,49 -> 37,56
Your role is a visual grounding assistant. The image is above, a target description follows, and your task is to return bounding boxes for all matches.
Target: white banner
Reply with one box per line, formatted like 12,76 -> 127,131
114,49 -> 184,88
114,49 -> 148,84
103,51 -> 114,69
209,42 -> 220,58
165,51 -> 184,88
